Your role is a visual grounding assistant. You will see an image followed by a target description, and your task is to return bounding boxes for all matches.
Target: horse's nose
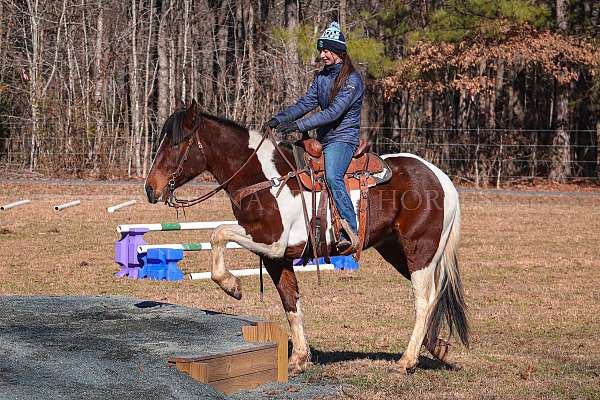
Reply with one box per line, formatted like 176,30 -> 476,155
145,185 -> 157,204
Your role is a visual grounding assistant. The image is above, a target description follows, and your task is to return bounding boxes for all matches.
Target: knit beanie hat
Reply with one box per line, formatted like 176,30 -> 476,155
317,22 -> 346,54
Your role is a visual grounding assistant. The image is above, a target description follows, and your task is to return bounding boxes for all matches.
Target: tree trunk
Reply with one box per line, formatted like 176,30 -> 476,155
284,0 -> 299,104
25,0 -> 41,171
93,2 -> 105,171
232,0 -> 244,121
129,0 -> 141,176
556,0 -> 568,31
0,2 -> 5,79
80,0 -> 92,161
339,0 -> 346,28
419,0 -> 428,27
157,2 -> 171,130
592,3 -> 600,26
489,60 -> 504,130
142,0 -> 156,177
549,80 -> 571,182
215,1 -> 230,114
181,0 -> 190,103
549,0 -> 571,182
244,0 -> 256,125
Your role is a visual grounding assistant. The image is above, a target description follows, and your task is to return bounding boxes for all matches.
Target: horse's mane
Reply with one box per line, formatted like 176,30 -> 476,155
201,112 -> 247,132
163,110 -> 247,146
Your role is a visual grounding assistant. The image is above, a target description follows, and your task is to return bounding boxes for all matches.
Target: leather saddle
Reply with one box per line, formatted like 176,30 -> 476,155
292,139 -> 392,191
231,136 -> 392,262
291,138 -> 392,261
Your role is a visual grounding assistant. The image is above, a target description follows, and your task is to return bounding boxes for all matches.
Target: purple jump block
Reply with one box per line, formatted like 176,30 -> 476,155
114,228 -> 149,279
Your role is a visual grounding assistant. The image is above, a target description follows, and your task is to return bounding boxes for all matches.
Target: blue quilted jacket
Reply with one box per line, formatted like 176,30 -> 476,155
274,63 -> 364,147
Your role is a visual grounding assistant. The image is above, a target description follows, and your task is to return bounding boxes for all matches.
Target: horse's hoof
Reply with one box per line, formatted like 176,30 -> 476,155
220,275 -> 242,300
395,358 -> 417,374
427,338 -> 450,363
225,285 -> 242,300
387,366 -> 408,375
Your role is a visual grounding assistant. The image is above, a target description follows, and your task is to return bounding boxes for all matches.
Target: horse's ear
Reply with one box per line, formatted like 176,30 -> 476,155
175,98 -> 185,110
183,99 -> 200,130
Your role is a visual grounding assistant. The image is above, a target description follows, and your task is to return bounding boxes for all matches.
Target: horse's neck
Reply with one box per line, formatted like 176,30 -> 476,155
203,124 -> 292,195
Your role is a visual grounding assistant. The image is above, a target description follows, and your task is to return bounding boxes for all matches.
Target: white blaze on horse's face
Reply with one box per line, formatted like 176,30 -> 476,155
145,132 -> 172,203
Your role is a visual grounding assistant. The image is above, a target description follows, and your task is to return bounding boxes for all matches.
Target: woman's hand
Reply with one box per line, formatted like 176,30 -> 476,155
276,121 -> 299,135
262,118 -> 279,131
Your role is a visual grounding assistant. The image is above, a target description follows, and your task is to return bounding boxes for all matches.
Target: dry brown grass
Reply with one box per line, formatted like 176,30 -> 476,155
1,182 -> 599,399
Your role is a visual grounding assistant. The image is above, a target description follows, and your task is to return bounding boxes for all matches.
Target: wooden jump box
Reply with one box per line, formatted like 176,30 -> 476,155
168,321 -> 288,394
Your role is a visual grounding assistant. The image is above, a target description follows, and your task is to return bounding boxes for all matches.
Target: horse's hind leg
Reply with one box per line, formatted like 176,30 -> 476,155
264,258 -> 310,376
399,265 -> 438,372
376,237 -> 438,373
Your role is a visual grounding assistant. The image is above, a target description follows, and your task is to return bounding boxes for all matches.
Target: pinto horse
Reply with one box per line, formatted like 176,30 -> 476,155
145,100 -> 469,374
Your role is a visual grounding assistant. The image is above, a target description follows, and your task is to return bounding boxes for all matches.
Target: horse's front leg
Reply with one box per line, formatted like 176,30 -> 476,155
210,225 -> 244,299
264,258 -> 310,376
210,224 -> 287,300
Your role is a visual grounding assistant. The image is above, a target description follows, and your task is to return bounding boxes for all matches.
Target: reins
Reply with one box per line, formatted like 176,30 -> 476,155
165,126 -> 322,285
265,133 -> 322,285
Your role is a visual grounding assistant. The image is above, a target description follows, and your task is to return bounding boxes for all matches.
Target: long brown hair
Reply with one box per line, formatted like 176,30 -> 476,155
329,52 -> 356,103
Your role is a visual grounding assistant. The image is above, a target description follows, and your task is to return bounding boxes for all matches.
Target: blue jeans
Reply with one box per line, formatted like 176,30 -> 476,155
324,141 -> 358,238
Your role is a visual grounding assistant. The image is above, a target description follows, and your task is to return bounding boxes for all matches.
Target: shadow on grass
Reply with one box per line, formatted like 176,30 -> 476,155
308,346 -> 455,371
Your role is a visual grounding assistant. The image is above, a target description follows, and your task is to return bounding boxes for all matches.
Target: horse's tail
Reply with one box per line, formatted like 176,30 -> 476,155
425,201 -> 470,349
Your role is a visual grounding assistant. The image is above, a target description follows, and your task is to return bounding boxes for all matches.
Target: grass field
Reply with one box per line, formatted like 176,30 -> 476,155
1,181 -> 599,399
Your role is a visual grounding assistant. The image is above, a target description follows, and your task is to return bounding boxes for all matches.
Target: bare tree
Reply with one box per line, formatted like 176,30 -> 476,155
284,0 -> 300,104
142,0 -> 157,177
129,0 -> 142,176
157,1 -> 171,132
549,0 -> 571,182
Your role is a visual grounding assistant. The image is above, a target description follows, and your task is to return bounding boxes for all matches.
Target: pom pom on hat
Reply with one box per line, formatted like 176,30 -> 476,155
317,22 -> 346,54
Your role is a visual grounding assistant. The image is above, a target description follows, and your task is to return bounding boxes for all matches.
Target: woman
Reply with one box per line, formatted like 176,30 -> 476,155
264,22 -> 364,253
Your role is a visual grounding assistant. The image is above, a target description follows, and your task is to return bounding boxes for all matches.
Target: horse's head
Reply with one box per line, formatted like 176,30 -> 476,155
145,99 -> 208,203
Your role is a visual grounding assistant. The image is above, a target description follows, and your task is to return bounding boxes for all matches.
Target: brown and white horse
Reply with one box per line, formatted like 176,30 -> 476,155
145,100 -> 469,374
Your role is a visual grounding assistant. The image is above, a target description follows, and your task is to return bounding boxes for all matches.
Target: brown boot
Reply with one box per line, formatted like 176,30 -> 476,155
336,219 -> 359,255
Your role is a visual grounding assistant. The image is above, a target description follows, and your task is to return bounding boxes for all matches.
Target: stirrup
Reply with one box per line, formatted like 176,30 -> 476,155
337,219 -> 359,255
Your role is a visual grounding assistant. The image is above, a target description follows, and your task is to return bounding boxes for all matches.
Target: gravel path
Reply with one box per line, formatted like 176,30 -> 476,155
0,296 -> 338,400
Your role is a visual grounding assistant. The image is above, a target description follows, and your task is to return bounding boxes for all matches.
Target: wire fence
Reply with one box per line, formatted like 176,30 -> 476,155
0,128 -> 598,184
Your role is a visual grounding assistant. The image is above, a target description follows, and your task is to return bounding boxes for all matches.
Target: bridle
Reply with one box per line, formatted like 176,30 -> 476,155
164,127 -> 273,209
165,131 -> 204,207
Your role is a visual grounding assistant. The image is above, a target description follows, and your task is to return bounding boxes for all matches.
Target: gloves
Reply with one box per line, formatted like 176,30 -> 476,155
262,118 -> 279,131
276,121 -> 299,135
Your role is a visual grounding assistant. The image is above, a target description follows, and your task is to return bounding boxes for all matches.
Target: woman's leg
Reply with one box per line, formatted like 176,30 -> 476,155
323,141 -> 358,239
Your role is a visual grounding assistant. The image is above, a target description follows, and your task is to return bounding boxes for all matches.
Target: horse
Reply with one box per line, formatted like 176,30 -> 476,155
144,100 -> 469,374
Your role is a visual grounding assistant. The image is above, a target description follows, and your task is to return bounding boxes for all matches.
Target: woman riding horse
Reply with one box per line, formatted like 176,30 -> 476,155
265,22 -> 363,254
144,25 -> 468,376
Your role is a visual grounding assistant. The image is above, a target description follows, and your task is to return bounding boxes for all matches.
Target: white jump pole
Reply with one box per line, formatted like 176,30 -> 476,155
54,200 -> 81,211
137,242 -> 242,253
189,264 -> 335,280
117,220 -> 237,233
107,200 -> 136,213
1,200 -> 31,211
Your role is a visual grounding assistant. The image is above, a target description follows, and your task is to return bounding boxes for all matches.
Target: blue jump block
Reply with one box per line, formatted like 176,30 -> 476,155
293,256 -> 359,271
140,248 -> 185,281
